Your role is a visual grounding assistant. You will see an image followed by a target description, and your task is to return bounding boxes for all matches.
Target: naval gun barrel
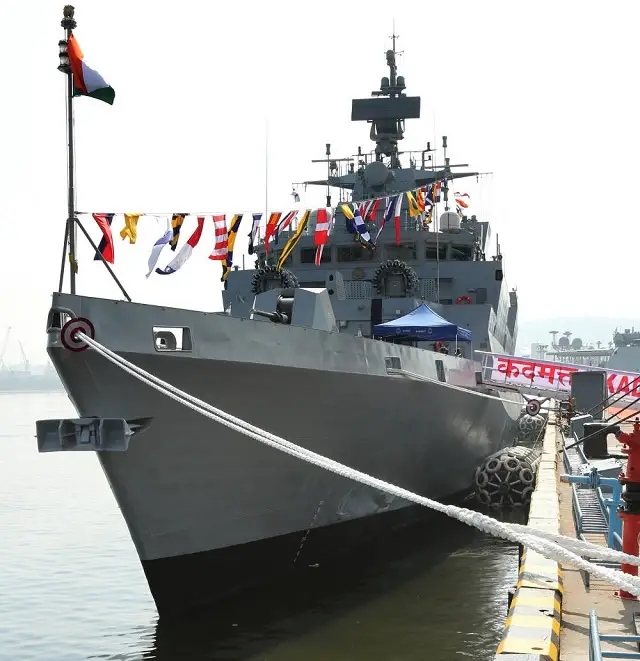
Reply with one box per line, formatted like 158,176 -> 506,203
251,309 -> 290,324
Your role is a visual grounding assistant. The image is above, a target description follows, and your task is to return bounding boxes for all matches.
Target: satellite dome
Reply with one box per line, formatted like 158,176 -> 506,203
558,336 -> 570,348
440,211 -> 461,233
364,161 -> 393,188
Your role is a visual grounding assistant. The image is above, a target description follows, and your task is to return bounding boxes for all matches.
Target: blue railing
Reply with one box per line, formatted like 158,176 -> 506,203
562,473 -> 623,550
562,434 -> 623,550
589,609 -> 640,659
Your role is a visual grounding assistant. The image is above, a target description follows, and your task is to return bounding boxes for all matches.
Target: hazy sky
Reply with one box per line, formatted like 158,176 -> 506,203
3,0 -> 639,364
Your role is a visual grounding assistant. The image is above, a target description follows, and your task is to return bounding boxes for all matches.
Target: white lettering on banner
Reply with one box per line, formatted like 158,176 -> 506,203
488,354 -> 640,404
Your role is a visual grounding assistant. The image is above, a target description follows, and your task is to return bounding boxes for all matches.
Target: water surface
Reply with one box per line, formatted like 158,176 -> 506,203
0,392 -> 519,661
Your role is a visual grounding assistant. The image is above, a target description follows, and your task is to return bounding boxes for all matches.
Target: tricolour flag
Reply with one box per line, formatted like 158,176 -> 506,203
278,210 -> 310,270
146,218 -> 172,277
426,182 -> 442,205
222,214 -> 244,282
361,198 -> 381,222
92,213 -> 115,264
67,34 -> 115,105
273,210 -> 297,245
209,215 -> 228,260
155,216 -> 205,275
376,194 -> 402,244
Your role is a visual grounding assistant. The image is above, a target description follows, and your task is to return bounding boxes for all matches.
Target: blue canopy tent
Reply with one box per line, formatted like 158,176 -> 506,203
373,303 -> 472,342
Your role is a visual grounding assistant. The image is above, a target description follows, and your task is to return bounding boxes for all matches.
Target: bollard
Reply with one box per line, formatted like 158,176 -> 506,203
616,419 -> 640,600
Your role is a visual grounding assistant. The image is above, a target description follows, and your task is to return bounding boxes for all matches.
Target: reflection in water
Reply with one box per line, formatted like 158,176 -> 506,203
149,514 -> 521,661
2,393 -> 522,661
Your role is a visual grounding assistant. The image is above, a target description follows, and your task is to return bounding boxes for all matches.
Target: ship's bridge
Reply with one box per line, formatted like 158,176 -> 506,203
223,205 -> 517,358
222,34 -> 517,358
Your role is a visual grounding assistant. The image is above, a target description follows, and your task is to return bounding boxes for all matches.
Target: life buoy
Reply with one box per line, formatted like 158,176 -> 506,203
434,341 -> 444,352
456,295 -> 473,305
372,260 -> 419,296
251,265 -> 300,295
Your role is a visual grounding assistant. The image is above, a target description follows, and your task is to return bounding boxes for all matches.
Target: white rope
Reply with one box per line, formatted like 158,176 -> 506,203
90,343 -> 609,579
76,332 -> 640,595
76,334 -> 639,569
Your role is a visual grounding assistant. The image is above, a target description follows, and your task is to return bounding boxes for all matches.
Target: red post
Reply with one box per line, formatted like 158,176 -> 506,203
617,420 -> 640,600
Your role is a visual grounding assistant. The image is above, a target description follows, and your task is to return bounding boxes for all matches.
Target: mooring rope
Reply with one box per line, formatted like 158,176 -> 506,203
76,332 -> 640,595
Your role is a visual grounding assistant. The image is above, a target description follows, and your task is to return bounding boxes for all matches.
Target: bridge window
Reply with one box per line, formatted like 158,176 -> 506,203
337,245 -> 372,262
451,244 -> 473,261
426,243 -> 447,260
300,247 -> 330,264
299,281 -> 326,288
385,242 -> 416,261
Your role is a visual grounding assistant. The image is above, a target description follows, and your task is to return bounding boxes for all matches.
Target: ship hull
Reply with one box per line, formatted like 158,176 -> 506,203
46,292 -> 521,616
142,500 -> 455,616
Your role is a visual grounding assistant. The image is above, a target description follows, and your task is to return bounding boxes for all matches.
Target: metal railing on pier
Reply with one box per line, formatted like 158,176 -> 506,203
561,432 -> 623,587
589,609 -> 640,660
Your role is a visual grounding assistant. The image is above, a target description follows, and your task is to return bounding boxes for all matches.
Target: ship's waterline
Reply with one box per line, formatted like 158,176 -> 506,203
47,291 -> 520,615
43,28 -> 522,622
3,390 -> 521,661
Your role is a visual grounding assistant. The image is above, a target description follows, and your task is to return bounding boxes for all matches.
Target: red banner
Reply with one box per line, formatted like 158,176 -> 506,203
487,354 -> 640,405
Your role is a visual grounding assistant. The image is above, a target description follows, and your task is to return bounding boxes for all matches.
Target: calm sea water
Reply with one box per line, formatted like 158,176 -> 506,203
0,392 -> 519,661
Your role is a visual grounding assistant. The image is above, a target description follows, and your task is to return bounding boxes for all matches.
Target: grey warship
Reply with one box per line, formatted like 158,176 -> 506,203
45,28 -> 522,617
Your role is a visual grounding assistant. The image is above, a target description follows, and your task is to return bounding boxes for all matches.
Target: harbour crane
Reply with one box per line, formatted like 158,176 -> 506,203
0,327 -> 11,370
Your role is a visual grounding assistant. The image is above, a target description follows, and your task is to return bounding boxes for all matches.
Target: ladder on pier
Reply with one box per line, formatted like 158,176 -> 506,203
564,444 -> 609,537
563,441 -> 620,587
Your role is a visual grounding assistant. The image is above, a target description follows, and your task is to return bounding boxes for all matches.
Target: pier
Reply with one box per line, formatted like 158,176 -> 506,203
494,409 -> 640,660
494,424 -> 562,661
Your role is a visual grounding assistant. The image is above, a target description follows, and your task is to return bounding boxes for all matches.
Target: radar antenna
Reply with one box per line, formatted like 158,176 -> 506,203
350,23 -> 420,168
388,22 -> 403,87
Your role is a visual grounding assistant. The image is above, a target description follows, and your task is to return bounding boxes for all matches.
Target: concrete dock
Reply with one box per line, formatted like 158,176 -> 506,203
558,422 -> 639,660
494,419 -> 640,660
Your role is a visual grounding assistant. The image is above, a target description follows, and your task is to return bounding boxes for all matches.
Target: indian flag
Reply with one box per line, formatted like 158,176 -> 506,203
67,33 -> 115,105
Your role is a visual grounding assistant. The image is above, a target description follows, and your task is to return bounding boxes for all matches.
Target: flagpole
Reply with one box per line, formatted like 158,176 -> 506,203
57,222 -> 69,293
60,5 -> 77,295
264,116 -> 269,224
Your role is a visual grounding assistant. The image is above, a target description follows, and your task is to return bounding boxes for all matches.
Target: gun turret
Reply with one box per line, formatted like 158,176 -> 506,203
251,309 -> 290,324
251,289 -> 297,325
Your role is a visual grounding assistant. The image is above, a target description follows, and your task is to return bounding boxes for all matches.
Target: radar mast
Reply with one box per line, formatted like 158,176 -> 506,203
350,27 -> 420,168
